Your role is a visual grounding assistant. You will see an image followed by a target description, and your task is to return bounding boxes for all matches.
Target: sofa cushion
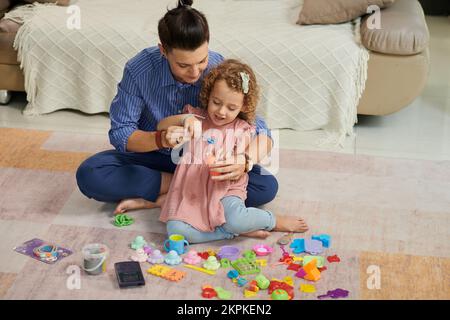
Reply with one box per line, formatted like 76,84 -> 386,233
298,0 -> 395,25
361,0 -> 429,55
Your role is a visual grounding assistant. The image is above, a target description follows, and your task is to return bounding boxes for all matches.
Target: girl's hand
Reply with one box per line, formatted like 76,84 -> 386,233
209,153 -> 246,181
163,126 -> 190,148
183,115 -> 202,140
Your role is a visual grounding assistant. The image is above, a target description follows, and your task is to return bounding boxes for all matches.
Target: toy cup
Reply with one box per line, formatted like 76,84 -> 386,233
164,234 -> 190,255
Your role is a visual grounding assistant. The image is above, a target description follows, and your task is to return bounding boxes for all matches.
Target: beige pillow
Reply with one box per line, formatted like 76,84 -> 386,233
298,0 -> 396,25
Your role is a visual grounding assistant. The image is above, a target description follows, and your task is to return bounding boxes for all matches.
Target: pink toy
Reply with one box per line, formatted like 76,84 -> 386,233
183,250 -> 202,265
143,245 -> 153,255
147,249 -> 165,264
252,244 -> 273,256
130,248 -> 148,263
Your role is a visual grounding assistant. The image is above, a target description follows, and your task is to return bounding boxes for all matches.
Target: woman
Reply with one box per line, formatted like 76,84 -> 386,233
76,0 -> 278,215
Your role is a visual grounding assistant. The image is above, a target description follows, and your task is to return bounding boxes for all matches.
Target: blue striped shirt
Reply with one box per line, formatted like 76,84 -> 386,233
109,46 -> 271,153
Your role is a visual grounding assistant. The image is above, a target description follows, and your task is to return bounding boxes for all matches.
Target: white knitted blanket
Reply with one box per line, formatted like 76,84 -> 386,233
12,0 -> 369,145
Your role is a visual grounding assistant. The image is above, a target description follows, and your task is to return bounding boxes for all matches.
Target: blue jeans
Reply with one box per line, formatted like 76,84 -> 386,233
76,149 -> 278,207
166,196 -> 277,244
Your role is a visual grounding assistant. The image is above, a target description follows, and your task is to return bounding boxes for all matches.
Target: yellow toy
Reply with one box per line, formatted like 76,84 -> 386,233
184,264 -> 216,275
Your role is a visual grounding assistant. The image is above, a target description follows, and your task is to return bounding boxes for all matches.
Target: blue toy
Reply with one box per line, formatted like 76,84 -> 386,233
312,234 -> 331,248
227,270 -> 239,279
289,238 -> 305,254
237,277 -> 248,287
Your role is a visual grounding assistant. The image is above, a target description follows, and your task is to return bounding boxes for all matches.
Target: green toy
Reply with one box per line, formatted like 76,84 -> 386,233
114,214 -> 134,227
220,258 -> 231,268
271,289 -> 289,300
215,287 -> 232,300
131,236 -> 147,250
255,274 -> 270,290
231,258 -> 261,275
242,250 -> 256,261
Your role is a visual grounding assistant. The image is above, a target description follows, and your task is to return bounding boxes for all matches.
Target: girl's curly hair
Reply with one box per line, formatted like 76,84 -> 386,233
199,59 -> 259,124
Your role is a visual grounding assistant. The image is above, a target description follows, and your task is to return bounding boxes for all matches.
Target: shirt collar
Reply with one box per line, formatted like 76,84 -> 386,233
160,54 -> 203,89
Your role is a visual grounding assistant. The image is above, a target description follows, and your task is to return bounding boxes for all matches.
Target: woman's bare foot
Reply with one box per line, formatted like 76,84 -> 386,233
273,216 -> 309,233
113,198 -> 157,215
240,230 -> 271,239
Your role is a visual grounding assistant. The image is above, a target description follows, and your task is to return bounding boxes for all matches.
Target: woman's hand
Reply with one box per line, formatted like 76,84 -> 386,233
209,153 -> 246,181
183,115 -> 202,140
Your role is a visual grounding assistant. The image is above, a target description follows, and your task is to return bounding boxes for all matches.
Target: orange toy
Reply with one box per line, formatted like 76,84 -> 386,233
147,265 -> 186,281
302,259 -> 321,282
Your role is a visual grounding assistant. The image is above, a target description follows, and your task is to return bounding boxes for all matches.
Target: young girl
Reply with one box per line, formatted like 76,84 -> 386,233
157,59 -> 308,243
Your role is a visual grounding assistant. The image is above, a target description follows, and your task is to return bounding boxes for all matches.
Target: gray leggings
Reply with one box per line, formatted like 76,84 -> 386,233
166,196 -> 276,244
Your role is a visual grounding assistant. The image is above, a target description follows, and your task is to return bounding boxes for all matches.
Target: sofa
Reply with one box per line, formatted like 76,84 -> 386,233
0,0 -> 430,117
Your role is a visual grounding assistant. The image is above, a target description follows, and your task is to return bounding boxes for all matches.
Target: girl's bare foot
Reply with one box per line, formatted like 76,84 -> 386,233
273,215 -> 309,233
240,230 -> 271,239
113,198 -> 157,215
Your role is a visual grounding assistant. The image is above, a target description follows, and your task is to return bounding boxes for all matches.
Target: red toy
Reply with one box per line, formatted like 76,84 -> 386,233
327,255 -> 341,263
197,252 -> 210,260
268,281 -> 294,300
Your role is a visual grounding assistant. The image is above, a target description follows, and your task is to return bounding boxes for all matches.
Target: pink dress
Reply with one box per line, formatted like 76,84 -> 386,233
159,105 -> 255,232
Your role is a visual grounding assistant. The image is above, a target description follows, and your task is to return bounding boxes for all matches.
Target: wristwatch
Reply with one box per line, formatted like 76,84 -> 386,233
244,153 -> 254,173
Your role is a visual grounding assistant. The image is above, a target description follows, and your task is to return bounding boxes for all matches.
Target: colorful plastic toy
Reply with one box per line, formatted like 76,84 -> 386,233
317,288 -> 349,299
283,276 -> 294,287
300,284 -> 316,293
147,249 -> 165,264
236,277 -> 248,287
289,238 -> 305,254
220,258 -> 231,268
327,254 -> 341,263
130,248 -> 148,263
197,251 -> 210,260
131,236 -> 147,250
252,244 -> 273,256
217,246 -> 240,261
203,256 -> 221,271
231,258 -> 261,275
268,281 -> 294,299
214,287 -> 232,300
227,270 -> 239,279
271,289 -> 289,300
255,259 -> 267,267
304,239 -> 324,255
255,274 -> 270,290
164,250 -> 182,265
183,250 -> 202,265
113,214 -> 134,227
247,280 -> 259,292
287,263 -> 301,272
302,259 -> 321,282
244,289 -> 258,298
183,264 -> 216,275
201,285 -> 217,299
295,268 -> 307,279
242,250 -> 257,261
312,234 -> 331,248
143,245 -> 153,255
147,264 -> 186,281
303,255 -> 325,268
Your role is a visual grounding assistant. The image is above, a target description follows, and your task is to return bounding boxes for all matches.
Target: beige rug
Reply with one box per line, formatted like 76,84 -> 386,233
1,128 -> 449,300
